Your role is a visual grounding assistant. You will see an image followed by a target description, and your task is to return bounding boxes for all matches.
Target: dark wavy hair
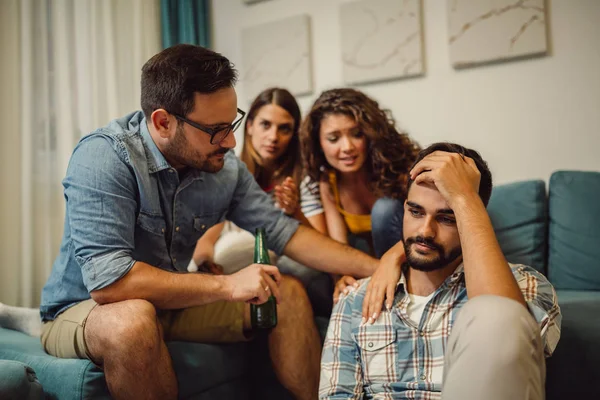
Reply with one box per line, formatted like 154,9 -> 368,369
407,142 -> 493,206
141,44 -> 238,119
240,88 -> 302,188
300,88 -> 420,199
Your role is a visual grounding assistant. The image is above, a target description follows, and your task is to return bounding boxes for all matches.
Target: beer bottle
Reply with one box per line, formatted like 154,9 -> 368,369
250,228 -> 278,330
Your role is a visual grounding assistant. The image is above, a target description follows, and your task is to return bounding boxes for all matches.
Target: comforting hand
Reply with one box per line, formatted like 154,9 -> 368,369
225,263 -> 282,305
333,275 -> 359,304
362,244 -> 405,324
410,151 -> 481,209
274,177 -> 299,216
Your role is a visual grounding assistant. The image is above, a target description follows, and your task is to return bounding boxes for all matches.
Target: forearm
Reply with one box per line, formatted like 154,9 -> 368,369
307,213 -> 328,235
283,225 -> 378,278
454,194 -> 526,306
292,208 -> 313,228
90,261 -> 231,308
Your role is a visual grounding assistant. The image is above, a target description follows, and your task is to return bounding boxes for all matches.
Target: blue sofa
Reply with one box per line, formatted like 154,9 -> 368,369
1,170 -> 598,399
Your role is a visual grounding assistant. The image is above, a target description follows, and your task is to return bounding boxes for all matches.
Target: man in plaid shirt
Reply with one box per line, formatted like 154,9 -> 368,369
320,142 -> 561,400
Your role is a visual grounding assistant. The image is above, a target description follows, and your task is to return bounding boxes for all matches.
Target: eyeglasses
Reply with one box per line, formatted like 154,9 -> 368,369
173,108 -> 246,145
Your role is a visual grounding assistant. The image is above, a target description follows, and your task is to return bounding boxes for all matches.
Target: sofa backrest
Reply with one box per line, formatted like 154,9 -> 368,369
487,180 -> 548,273
548,171 -> 600,290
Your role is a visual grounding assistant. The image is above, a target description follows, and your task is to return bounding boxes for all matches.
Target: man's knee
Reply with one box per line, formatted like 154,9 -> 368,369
87,299 -> 161,357
278,276 -> 310,311
454,295 -> 541,361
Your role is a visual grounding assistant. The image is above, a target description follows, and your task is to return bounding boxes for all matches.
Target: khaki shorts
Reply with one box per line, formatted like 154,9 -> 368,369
41,299 -> 247,360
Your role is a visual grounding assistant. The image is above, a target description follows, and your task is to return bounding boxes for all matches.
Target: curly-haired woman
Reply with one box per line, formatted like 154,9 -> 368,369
301,88 -> 420,299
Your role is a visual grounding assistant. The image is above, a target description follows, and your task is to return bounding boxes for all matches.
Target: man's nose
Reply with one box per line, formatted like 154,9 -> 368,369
220,130 -> 236,149
418,216 -> 436,238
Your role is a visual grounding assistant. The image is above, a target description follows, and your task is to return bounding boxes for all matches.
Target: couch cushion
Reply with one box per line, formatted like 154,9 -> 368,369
487,180 -> 547,273
548,171 -> 600,290
0,360 -> 44,400
546,289 -> 600,400
0,327 -> 109,399
0,327 -> 250,400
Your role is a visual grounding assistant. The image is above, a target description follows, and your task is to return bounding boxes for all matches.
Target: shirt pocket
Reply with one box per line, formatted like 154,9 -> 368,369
133,211 -> 169,267
355,326 -> 397,384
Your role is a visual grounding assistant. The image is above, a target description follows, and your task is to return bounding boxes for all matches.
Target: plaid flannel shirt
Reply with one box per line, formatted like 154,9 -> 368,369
319,263 -> 561,400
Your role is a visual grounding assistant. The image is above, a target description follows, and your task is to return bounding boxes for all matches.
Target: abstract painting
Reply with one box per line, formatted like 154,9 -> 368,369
340,0 -> 424,85
241,15 -> 313,99
448,0 -> 548,68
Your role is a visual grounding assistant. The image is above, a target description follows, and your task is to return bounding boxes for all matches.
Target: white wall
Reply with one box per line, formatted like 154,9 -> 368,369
212,0 -> 600,185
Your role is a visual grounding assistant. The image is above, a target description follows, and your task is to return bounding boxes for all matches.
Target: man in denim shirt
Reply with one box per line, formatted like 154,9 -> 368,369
39,44 -> 378,400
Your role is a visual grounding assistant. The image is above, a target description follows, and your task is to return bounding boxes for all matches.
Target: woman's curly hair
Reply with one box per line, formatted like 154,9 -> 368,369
300,88 -> 420,199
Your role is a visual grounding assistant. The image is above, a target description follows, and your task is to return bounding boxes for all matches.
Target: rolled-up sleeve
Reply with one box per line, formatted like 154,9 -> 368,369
513,264 -> 562,357
64,136 -> 138,292
226,156 -> 299,255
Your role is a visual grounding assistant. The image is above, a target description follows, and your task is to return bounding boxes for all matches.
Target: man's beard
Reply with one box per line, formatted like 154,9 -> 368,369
164,125 -> 228,172
403,236 -> 462,272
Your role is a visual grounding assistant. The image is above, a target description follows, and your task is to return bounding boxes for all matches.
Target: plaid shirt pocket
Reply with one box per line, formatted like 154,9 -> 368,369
355,325 -> 397,384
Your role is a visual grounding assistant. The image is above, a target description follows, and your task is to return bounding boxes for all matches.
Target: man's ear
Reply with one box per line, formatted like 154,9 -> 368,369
151,109 -> 175,139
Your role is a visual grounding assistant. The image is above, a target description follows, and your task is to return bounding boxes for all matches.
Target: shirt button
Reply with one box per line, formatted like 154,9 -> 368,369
173,258 -> 177,263
175,226 -> 180,232
201,224 -> 206,230
420,374 -> 426,380
419,330 -> 425,337
168,169 -> 174,173
368,342 -> 374,348
161,228 -> 165,233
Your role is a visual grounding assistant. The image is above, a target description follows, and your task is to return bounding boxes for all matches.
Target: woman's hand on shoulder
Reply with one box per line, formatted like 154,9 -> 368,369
362,242 -> 405,323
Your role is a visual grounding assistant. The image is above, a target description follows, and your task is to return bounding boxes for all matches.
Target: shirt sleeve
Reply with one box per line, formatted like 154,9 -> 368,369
319,288 -> 364,399
64,135 -> 138,292
512,264 -> 562,357
226,155 -> 300,255
300,175 -> 324,218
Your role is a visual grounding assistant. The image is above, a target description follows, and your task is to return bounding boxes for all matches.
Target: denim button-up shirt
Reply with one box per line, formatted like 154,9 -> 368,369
40,111 -> 299,321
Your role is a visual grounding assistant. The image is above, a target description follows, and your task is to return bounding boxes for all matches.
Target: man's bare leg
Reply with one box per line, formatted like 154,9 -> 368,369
85,299 -> 177,400
244,276 -> 321,400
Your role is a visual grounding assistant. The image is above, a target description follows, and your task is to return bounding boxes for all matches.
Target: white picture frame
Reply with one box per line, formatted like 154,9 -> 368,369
448,0 -> 549,68
340,0 -> 424,85
241,15 -> 313,99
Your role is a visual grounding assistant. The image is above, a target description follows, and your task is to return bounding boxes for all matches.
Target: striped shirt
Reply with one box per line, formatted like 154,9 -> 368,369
300,175 -> 324,218
319,263 -> 561,399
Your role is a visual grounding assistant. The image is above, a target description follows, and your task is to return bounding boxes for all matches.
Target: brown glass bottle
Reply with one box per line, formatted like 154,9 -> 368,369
250,228 -> 278,330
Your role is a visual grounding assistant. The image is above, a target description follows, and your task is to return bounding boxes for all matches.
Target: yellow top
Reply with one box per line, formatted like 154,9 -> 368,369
329,172 -> 372,235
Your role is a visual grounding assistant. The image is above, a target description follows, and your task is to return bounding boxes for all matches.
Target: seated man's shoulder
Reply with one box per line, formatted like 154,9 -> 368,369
335,278 -> 371,312
509,263 -> 551,284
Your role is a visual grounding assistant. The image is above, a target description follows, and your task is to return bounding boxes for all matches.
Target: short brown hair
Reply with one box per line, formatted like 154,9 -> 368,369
141,44 -> 238,119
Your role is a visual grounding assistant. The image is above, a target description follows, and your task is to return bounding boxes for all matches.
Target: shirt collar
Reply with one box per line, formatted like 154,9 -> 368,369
140,117 -> 171,174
